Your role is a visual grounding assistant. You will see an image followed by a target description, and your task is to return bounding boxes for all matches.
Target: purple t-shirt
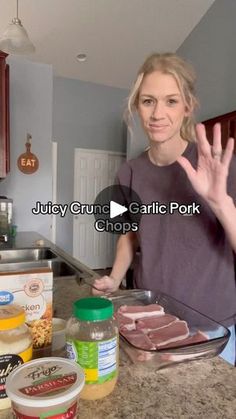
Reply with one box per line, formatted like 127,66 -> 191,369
117,142 -> 236,326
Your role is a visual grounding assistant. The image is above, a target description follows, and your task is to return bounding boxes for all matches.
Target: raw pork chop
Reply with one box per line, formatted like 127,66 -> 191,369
118,304 -> 164,320
136,314 -> 178,333
120,329 -> 156,350
114,312 -> 136,331
148,320 -> 189,348
159,330 -> 208,349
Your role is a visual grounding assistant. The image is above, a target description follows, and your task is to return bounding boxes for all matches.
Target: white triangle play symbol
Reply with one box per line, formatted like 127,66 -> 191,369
110,200 -> 128,219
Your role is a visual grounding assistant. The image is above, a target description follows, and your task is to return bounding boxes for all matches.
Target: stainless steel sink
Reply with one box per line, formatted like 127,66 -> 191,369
0,260 -> 49,272
0,248 -> 57,263
0,259 -> 77,278
48,260 -> 77,278
0,247 -> 92,280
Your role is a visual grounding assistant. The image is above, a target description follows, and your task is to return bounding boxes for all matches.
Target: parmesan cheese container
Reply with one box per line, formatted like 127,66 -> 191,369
5,357 -> 85,418
0,267 -> 53,356
0,304 -> 32,410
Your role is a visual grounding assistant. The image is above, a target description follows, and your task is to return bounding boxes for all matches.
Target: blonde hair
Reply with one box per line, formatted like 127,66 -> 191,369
125,53 -> 199,141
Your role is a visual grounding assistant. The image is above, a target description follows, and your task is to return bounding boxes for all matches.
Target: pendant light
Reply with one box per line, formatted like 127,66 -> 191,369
0,0 -> 35,55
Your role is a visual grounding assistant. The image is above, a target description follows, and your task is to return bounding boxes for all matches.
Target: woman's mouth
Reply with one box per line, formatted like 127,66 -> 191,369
149,124 -> 168,131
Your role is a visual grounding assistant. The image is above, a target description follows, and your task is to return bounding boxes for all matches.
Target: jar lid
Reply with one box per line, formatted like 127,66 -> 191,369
0,304 -> 25,330
73,297 -> 114,321
6,357 -> 85,408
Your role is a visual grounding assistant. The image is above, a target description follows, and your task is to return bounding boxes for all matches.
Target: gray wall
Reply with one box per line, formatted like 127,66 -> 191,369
0,57 -> 53,239
53,76 -> 128,253
177,0 -> 236,121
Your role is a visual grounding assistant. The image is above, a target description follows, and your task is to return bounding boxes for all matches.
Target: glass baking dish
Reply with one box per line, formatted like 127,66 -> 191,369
110,290 -> 230,369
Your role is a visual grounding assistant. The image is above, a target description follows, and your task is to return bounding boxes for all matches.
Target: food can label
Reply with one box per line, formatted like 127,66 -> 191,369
0,347 -> 32,399
13,401 -> 77,418
66,337 -> 117,384
0,354 -> 23,399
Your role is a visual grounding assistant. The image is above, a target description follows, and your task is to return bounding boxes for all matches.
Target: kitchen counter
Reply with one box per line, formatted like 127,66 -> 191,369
1,233 -> 236,419
55,279 -> 236,419
1,277 -> 235,418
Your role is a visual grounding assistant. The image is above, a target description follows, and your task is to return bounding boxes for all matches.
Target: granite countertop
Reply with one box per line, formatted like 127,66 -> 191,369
1,233 -> 236,419
53,278 -> 236,419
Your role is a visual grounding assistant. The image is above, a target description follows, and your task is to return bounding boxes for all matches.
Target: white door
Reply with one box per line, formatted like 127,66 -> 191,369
73,149 -> 124,269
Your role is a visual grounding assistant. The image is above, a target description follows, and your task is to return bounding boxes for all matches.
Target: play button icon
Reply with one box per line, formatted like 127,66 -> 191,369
93,184 -> 142,234
110,200 -> 128,219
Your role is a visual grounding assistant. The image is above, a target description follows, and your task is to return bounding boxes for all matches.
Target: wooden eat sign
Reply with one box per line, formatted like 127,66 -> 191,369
17,134 -> 39,174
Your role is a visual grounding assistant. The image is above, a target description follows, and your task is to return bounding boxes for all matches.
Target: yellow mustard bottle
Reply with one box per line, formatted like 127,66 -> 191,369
66,297 -> 119,400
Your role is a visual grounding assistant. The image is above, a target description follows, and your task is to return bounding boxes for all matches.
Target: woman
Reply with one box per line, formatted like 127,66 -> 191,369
93,53 -> 236,365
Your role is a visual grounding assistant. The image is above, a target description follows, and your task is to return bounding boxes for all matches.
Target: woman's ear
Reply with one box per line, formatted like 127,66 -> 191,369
184,104 -> 192,117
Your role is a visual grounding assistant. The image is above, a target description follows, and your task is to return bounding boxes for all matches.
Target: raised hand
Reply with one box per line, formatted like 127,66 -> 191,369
177,123 -> 235,208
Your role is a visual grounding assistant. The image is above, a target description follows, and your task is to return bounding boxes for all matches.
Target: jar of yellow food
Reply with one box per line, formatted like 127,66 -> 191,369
66,297 -> 118,400
0,304 -> 32,411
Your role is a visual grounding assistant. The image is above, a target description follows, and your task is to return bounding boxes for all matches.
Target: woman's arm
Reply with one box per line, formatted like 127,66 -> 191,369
92,231 -> 138,294
178,123 -> 236,253
210,195 -> 236,253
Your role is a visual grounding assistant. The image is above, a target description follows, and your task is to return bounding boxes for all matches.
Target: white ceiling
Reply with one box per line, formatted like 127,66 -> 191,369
0,0 -> 215,89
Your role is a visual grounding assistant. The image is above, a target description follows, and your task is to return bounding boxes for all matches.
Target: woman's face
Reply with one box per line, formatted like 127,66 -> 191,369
137,71 -> 189,144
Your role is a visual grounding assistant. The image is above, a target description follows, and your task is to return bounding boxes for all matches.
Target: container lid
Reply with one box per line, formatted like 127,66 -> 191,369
6,357 -> 85,408
73,297 -> 114,321
0,304 -> 25,330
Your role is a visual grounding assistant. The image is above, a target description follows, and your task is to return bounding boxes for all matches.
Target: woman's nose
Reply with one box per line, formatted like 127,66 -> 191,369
151,103 -> 165,120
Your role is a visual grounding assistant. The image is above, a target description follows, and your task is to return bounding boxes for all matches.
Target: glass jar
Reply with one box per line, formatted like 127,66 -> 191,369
0,304 -> 33,410
66,297 -> 119,400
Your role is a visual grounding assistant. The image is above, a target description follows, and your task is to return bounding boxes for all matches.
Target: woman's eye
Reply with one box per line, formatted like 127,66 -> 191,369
142,99 -> 153,105
167,99 -> 178,105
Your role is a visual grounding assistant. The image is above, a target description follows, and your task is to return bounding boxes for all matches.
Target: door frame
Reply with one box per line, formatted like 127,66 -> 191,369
51,141 -> 58,244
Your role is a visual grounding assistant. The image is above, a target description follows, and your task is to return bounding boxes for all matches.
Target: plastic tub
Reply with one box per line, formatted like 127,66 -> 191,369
5,357 -> 85,419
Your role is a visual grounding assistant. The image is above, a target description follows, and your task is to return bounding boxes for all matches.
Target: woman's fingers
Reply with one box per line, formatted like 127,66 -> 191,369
196,122 -> 234,166
177,156 -> 196,183
211,123 -> 222,159
195,123 -> 211,157
91,278 -> 107,295
221,137 -> 235,166
92,276 -> 117,295
92,287 -> 106,295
